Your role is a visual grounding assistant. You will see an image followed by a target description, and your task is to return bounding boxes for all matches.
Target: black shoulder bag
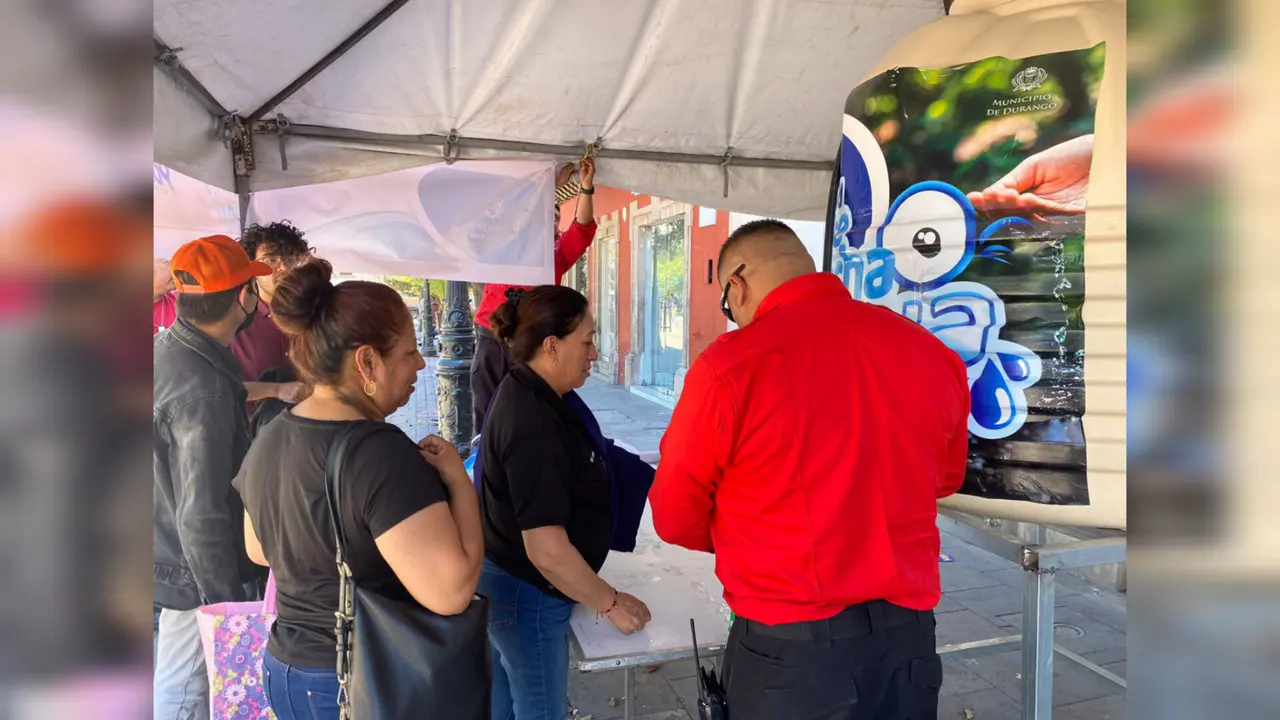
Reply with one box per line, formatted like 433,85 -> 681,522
325,421 -> 492,719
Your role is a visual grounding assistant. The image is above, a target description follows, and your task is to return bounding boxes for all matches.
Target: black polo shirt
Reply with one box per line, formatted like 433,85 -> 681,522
479,364 -> 613,602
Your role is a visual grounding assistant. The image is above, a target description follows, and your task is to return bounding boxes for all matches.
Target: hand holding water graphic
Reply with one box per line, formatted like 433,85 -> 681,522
968,134 -> 1094,219
555,162 -> 576,188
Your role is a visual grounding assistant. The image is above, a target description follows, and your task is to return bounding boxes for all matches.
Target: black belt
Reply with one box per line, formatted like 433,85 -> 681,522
739,600 -> 932,642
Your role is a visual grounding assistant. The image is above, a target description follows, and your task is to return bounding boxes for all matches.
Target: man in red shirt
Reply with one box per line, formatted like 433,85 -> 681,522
650,219 -> 970,720
471,157 -> 598,431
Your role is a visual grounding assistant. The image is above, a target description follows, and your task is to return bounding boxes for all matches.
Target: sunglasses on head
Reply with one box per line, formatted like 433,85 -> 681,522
720,263 -> 746,323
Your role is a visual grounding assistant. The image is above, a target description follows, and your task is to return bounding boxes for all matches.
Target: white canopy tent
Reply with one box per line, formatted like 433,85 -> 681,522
153,0 -> 950,223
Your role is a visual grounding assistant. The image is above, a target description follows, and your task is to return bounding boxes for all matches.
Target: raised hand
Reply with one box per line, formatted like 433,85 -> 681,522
418,434 -> 466,478
555,162 -> 577,189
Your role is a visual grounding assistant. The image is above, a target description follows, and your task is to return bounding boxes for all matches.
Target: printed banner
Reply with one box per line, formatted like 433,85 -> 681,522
826,43 -> 1106,506
153,164 -> 240,258
246,161 -> 556,285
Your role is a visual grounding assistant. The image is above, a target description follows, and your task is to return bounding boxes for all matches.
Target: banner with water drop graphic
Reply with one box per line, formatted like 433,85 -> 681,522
824,43 -> 1106,507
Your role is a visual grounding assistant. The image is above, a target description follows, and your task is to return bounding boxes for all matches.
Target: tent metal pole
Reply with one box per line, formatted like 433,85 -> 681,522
250,121 -> 833,172
154,37 -> 229,118
246,0 -> 413,123
236,177 -> 251,235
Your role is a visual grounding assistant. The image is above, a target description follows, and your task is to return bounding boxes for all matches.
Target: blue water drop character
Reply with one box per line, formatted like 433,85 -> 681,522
971,359 -> 1017,433
863,247 -> 897,300
836,247 -> 865,299
925,287 -> 995,368
997,351 -> 1033,383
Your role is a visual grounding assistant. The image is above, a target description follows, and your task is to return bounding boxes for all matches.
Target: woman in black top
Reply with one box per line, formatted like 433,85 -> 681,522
234,259 -> 485,720
478,286 -> 652,720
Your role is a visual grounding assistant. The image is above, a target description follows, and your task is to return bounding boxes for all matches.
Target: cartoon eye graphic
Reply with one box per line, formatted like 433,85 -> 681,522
877,181 -> 977,291
912,227 -> 942,258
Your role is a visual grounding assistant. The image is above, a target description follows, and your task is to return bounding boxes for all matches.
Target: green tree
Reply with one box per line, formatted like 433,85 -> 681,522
426,279 -> 445,301
383,276 -> 426,297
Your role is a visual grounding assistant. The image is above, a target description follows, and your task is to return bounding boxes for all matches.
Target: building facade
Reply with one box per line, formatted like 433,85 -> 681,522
560,188 -> 824,407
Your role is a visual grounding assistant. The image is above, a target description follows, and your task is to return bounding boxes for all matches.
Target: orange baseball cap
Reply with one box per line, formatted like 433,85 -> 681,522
170,234 -> 273,294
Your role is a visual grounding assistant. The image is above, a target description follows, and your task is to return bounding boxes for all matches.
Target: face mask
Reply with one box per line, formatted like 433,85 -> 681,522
235,292 -> 258,336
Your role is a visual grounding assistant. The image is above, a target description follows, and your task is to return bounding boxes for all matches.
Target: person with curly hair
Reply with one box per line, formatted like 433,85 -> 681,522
154,221 -> 313,408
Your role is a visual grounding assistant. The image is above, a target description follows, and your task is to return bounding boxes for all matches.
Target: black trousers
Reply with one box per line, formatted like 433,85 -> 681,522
722,601 -> 941,720
471,327 -> 513,433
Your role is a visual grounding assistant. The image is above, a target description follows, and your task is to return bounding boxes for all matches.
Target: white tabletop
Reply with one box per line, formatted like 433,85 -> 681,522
569,505 -> 730,671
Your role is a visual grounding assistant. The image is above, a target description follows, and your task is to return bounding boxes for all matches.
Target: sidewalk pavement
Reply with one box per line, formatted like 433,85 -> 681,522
387,358 -> 440,443
391,374 -> 1128,720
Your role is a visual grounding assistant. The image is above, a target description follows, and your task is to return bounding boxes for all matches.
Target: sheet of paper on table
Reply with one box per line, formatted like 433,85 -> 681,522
569,505 -> 730,669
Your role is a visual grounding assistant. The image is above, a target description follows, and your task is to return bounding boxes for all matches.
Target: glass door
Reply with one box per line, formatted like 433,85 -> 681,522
640,216 -> 687,398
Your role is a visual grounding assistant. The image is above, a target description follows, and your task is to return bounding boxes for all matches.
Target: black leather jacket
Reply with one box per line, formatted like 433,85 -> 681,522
153,320 -> 256,610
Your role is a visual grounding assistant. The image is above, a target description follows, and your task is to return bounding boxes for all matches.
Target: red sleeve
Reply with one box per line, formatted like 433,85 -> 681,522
938,352 -> 971,499
153,292 -> 178,334
650,355 -> 731,552
553,219 -> 598,281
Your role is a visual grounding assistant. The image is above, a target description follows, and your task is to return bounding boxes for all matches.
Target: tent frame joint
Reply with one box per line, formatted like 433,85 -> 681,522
720,147 -> 734,198
444,129 -> 462,165
276,114 -> 292,171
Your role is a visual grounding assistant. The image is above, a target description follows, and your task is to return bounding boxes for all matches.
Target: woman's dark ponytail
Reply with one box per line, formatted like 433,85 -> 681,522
491,286 -> 588,363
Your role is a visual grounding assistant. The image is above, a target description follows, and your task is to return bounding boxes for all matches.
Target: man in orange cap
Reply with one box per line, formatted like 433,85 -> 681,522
153,235 -> 273,720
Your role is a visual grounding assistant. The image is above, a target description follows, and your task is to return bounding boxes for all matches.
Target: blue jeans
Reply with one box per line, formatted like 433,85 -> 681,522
154,607 -> 209,720
478,559 -> 574,720
262,650 -> 340,720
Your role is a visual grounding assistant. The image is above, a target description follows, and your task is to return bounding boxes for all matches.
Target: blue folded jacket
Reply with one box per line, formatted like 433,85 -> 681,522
468,390 -> 654,553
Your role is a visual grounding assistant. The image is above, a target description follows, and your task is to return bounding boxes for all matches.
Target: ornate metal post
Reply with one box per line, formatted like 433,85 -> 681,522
435,280 -> 475,457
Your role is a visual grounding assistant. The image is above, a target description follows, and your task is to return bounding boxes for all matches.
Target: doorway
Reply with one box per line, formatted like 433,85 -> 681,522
636,215 -> 687,400
594,238 -> 619,382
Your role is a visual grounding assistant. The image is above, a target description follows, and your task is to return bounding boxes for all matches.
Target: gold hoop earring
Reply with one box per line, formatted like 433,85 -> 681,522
363,380 -> 377,396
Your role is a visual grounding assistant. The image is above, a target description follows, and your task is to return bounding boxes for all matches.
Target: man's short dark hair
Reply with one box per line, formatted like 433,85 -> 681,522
174,270 -> 249,324
718,218 -> 796,277
239,221 -> 310,262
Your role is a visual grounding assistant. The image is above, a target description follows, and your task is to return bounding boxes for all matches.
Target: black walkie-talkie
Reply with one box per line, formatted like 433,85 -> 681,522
690,619 -> 727,720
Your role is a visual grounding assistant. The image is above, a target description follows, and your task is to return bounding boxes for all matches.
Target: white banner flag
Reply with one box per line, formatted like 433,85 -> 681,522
153,164 -> 240,258
247,161 -> 556,285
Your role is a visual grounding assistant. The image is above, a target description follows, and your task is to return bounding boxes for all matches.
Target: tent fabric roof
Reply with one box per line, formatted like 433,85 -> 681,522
154,0 -> 945,220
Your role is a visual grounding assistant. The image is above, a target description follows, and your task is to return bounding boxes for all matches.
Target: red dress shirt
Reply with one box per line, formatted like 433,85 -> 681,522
474,219 -> 597,329
230,299 -> 289,384
650,272 -> 970,625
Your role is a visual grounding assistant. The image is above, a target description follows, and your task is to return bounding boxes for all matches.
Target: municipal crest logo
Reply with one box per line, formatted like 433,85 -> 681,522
1012,66 -> 1048,92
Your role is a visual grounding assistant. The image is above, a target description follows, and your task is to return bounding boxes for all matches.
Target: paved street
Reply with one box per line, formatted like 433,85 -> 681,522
391,373 -> 1127,720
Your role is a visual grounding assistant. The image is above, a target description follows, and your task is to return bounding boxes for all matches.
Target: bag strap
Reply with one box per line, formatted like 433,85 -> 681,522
324,420 -> 391,569
263,572 -> 278,615
324,420 -> 390,719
